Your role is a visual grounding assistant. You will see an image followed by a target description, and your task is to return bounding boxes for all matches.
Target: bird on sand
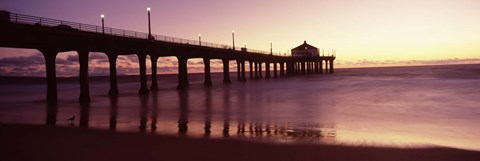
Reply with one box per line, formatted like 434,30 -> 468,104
68,115 -> 75,121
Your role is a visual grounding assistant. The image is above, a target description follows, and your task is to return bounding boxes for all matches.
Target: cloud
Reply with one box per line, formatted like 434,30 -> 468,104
158,66 -> 178,73
66,55 -> 79,62
336,58 -> 480,68
57,57 -> 77,65
117,66 -> 139,75
125,55 -> 139,63
89,67 -> 109,76
0,53 -> 45,67
158,57 -> 178,66
89,52 -> 107,60
0,53 -> 46,77
188,60 -> 203,66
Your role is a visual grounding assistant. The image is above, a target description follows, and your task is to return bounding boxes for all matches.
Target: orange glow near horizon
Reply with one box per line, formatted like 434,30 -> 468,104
336,124 -> 480,151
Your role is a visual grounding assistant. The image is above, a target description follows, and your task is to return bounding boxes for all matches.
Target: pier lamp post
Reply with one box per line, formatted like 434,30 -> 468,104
100,14 -> 105,34
147,7 -> 152,40
270,41 -> 273,55
199,33 -> 201,46
232,30 -> 235,50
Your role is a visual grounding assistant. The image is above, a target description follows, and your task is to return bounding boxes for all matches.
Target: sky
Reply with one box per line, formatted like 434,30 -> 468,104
1,0 -> 479,76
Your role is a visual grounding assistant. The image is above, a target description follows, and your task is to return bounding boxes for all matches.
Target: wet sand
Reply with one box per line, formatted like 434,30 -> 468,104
1,124 -> 480,161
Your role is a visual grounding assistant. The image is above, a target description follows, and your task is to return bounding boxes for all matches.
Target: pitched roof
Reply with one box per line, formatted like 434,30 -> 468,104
292,41 -> 318,51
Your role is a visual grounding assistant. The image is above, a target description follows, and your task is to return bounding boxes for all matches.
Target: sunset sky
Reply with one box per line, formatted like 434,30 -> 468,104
1,0 -> 479,76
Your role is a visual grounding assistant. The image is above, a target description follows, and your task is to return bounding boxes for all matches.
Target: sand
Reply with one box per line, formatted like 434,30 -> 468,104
1,124 -> 480,161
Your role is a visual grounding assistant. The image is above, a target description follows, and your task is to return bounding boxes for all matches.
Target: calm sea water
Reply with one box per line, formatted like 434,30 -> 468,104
1,64 -> 480,151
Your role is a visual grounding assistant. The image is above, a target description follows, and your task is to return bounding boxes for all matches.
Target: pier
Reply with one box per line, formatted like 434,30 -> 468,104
0,11 -> 336,103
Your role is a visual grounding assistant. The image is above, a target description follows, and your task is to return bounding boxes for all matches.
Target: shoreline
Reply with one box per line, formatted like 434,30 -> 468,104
0,63 -> 478,79
1,124 -> 480,161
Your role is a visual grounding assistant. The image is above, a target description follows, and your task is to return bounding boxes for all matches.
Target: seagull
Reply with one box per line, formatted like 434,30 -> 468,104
68,115 -> 75,121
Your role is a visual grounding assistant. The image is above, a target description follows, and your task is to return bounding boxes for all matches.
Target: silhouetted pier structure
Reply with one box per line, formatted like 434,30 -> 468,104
0,11 -> 335,103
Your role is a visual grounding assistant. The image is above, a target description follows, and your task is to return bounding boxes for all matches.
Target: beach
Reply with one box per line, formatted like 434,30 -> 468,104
2,124 -> 480,161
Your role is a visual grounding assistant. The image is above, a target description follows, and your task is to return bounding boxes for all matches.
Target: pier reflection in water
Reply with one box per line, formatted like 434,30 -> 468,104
204,88 -> 212,137
109,95 -> 118,130
45,101 -> 57,126
15,65 -> 480,150
139,94 -> 148,132
44,86 -> 336,144
177,90 -> 189,135
79,101 -> 90,128
151,91 -> 159,132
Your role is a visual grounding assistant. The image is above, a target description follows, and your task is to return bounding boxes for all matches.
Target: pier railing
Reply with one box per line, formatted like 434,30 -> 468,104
6,12 -> 286,56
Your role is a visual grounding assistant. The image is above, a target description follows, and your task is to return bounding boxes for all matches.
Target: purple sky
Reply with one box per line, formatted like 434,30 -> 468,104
1,0 -> 479,77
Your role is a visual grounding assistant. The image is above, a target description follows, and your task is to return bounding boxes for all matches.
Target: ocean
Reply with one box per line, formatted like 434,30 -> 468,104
1,64 -> 479,151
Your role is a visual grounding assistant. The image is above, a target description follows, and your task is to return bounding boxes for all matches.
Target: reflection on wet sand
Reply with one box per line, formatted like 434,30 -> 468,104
223,86 -> 231,137
135,91 -> 161,133
109,95 -> 118,130
237,123 -> 336,138
44,87 -> 336,143
178,90 -> 189,135
79,101 -> 90,128
236,85 -> 247,134
151,91 -> 158,132
204,88 -> 212,137
46,101 -> 57,126
139,94 -> 148,132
